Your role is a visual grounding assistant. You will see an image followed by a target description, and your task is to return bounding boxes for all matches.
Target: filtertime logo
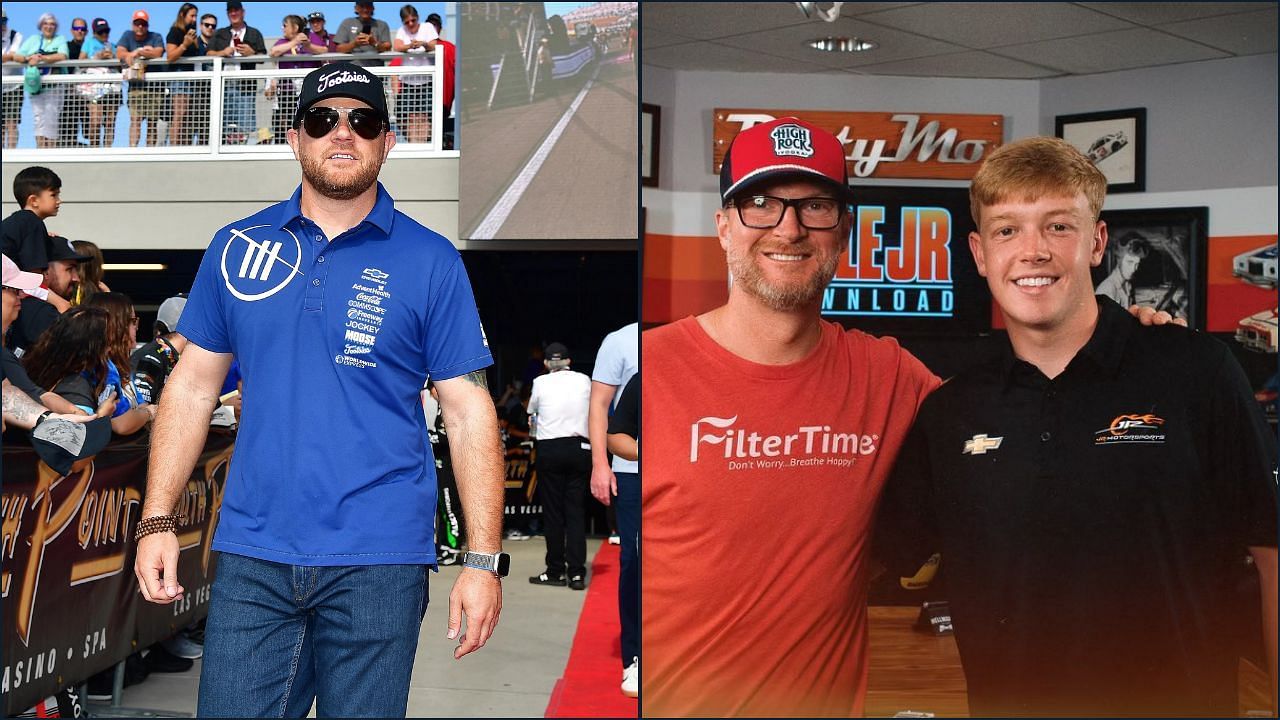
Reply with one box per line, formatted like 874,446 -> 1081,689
689,415 -> 878,471
1095,413 -> 1166,445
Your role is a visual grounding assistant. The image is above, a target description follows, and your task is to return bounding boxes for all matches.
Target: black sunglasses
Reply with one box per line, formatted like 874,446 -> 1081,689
72,25 -> 88,31
202,22 -> 216,28
301,106 -> 384,140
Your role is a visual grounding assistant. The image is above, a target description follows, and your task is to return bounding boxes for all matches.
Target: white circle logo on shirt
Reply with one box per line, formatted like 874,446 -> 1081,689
219,224 -> 304,301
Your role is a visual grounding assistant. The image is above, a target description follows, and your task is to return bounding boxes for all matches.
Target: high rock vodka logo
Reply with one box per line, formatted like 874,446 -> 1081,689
771,124 -> 814,158
690,415 -> 878,471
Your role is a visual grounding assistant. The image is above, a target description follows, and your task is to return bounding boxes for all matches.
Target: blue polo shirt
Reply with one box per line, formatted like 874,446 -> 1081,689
180,183 -> 492,566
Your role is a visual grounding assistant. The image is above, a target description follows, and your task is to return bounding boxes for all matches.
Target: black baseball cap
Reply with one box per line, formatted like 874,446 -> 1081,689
545,342 -> 570,360
308,11 -> 325,21
226,1 -> 244,11
292,61 -> 389,128
47,236 -> 92,263
92,18 -> 110,33
32,416 -> 112,477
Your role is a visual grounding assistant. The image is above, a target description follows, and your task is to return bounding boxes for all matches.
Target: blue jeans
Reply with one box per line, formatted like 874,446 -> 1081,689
222,83 -> 255,139
615,471 -> 639,666
198,552 -> 428,717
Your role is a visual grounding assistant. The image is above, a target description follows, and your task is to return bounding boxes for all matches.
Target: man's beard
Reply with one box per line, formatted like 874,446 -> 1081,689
726,242 -> 838,311
299,147 -> 383,200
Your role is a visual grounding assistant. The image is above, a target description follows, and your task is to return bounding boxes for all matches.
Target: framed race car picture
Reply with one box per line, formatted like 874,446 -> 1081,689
1055,108 -> 1146,193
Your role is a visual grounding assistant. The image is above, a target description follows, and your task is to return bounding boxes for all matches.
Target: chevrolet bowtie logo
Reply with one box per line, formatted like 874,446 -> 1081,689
962,434 -> 1003,455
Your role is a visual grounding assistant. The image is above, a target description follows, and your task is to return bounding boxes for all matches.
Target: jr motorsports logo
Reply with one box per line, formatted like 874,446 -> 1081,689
1094,413 -> 1166,445
689,415 -> 878,471
220,224 -> 304,301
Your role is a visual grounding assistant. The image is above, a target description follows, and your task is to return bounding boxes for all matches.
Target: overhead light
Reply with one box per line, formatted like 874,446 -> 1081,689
795,2 -> 843,22
103,263 -> 168,271
807,37 -> 877,53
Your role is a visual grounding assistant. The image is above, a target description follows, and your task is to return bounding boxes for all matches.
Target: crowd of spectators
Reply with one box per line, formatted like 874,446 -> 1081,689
2,166 -> 158,435
0,2 -> 456,148
1,164 -> 235,709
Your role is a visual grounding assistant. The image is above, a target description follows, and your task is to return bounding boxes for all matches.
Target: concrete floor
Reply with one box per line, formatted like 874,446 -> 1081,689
88,538 -> 598,718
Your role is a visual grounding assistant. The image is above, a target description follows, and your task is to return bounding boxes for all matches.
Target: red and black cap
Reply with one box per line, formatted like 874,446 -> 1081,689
719,117 -> 852,204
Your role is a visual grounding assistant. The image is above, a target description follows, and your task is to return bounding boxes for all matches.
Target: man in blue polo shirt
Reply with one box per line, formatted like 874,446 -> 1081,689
132,62 -> 508,718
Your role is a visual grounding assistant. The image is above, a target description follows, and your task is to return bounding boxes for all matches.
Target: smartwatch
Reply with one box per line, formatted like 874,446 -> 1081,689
461,551 -> 510,577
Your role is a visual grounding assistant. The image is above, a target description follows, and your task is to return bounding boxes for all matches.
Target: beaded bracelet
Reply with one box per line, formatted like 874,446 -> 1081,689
134,514 -> 185,542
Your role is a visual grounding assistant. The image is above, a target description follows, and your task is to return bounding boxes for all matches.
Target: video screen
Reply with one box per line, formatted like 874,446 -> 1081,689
824,186 -> 991,336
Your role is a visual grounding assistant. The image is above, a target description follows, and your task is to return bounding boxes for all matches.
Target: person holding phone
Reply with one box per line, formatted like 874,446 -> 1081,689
335,1 -> 391,67
164,3 -> 204,147
206,1 -> 265,144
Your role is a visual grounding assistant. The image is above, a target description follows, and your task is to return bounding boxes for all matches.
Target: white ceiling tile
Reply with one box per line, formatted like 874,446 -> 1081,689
643,29 -> 699,51
1157,8 -> 1279,55
857,2 -> 1133,48
639,2 -> 812,41
849,50 -> 1063,79
996,27 -> 1231,74
641,41 -> 828,74
714,17 -> 964,69
1077,2 -> 1269,25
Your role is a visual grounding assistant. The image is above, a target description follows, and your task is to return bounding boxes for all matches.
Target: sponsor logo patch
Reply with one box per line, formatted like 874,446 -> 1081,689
770,124 -> 813,158
219,224 -> 304,301
1095,413 -> 1166,445
961,434 -> 1002,455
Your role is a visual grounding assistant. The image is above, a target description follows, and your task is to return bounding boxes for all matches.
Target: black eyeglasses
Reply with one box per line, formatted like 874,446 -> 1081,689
729,195 -> 845,230
300,106 -> 384,140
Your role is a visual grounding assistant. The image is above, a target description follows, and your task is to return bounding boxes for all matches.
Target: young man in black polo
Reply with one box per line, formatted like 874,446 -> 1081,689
878,136 -> 1277,717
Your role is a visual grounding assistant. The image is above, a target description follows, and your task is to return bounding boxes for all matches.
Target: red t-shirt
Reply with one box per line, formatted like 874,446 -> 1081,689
642,316 -> 940,717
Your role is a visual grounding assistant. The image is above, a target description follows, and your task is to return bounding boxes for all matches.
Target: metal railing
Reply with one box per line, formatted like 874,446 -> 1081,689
1,49 -> 450,160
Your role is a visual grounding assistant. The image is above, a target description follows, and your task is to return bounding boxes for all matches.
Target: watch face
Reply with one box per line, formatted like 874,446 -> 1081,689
495,553 -> 511,577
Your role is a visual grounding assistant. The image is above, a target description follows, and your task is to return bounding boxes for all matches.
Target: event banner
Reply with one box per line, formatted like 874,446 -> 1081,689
712,109 -> 1004,180
1,431 -> 234,715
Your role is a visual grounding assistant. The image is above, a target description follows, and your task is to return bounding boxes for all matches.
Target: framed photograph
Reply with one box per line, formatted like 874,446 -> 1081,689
1055,108 -> 1146,193
1093,206 -> 1208,329
642,103 -> 660,188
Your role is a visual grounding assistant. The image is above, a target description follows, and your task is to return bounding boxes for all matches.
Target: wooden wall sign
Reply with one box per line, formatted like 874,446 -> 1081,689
713,109 -> 1004,181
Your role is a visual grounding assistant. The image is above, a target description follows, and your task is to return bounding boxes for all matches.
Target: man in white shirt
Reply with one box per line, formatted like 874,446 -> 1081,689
527,342 -> 592,590
391,3 -> 437,143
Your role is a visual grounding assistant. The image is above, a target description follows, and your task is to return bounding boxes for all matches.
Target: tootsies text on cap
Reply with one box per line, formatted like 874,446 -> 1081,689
318,69 -> 372,93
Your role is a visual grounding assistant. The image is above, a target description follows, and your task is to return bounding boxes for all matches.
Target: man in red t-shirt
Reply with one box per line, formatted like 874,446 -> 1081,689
642,118 -> 942,717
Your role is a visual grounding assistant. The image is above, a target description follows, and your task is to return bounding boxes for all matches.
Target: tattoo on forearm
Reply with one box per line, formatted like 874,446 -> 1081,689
2,384 -> 42,425
462,370 -> 488,391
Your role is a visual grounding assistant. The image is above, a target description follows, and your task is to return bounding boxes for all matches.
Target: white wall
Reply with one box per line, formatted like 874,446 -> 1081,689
1040,54 -> 1277,194
643,53 -> 1279,237
1,157 -> 460,251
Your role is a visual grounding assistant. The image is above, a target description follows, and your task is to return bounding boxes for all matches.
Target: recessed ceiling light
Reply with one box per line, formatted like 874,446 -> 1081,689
807,37 -> 877,53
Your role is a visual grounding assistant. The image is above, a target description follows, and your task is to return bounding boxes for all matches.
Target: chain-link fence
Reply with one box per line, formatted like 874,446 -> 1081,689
1,50 -> 447,156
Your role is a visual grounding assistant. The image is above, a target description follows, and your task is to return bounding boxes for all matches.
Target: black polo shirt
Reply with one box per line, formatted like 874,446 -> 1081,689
879,296 -> 1278,717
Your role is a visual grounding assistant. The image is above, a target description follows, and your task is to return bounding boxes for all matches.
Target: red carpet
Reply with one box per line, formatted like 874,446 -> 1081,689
544,542 -> 639,718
